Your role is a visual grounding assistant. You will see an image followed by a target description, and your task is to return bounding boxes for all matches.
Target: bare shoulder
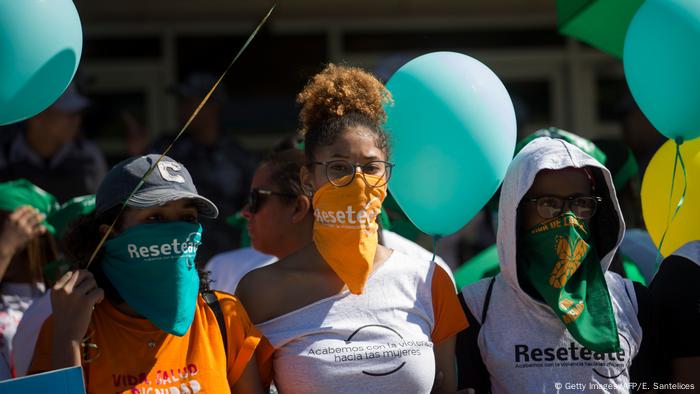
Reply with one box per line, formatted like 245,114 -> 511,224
237,262 -> 283,297
236,259 -> 293,324
237,244 -> 346,324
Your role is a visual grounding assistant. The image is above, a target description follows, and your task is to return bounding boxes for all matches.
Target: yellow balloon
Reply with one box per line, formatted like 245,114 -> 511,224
641,138 -> 700,257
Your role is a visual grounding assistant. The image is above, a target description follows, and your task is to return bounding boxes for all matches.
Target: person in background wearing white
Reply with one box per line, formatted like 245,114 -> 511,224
206,149 -> 309,294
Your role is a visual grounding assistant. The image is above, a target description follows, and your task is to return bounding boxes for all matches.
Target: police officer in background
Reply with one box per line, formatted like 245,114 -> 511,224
152,73 -> 258,261
0,83 -> 107,203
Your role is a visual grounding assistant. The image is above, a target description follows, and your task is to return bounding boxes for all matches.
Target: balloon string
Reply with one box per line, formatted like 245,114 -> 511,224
431,235 -> 441,263
84,4 -> 276,269
655,137 -> 687,267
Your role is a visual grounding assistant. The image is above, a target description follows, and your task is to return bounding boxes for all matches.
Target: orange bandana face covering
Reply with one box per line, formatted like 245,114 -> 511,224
312,174 -> 387,294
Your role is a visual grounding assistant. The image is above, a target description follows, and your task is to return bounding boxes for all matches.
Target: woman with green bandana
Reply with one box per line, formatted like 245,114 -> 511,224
456,137 -> 654,393
454,129 -> 652,289
28,154 -> 270,393
0,179 -> 60,380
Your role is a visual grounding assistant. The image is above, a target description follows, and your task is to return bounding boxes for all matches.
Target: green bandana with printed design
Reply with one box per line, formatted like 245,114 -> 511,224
519,213 -> 620,353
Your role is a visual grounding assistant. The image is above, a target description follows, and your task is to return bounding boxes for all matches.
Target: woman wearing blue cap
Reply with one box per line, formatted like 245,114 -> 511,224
29,154 -> 270,393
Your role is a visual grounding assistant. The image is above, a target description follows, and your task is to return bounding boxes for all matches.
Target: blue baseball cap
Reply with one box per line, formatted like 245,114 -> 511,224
52,83 -> 90,113
96,154 -> 218,218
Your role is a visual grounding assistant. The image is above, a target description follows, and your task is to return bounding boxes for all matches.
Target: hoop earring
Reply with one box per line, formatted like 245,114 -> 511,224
81,325 -> 101,363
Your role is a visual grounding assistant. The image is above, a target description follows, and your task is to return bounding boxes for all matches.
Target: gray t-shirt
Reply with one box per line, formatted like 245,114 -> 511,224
462,272 -> 642,394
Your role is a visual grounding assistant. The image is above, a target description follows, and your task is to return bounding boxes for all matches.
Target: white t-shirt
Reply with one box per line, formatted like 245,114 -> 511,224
381,230 -> 455,286
10,289 -> 51,377
0,282 -> 44,380
205,232 -> 454,295
205,247 -> 277,294
257,251 -> 466,394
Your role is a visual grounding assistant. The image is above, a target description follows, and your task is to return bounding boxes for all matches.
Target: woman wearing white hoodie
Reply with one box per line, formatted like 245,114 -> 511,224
457,137 -> 654,393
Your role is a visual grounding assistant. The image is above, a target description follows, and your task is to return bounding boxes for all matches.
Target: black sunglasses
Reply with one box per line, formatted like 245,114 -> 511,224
248,188 -> 297,214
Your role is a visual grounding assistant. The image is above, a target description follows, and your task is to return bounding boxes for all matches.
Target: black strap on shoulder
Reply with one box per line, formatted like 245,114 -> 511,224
458,291 -> 470,321
481,277 -> 496,324
202,290 -> 228,357
629,280 -> 657,388
456,281 -> 494,393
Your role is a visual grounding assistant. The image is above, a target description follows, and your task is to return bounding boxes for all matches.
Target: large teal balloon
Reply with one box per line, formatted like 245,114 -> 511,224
0,0 -> 83,126
384,52 -> 516,236
624,0 -> 700,141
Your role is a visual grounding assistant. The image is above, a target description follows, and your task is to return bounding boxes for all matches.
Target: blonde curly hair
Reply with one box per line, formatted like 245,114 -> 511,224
298,64 -> 392,133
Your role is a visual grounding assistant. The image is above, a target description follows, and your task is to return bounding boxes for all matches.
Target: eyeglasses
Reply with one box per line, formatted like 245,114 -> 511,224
248,188 -> 297,214
523,195 -> 603,220
312,160 -> 394,188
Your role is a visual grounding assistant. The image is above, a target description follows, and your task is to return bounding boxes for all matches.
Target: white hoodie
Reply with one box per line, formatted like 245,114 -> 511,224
461,138 -> 642,394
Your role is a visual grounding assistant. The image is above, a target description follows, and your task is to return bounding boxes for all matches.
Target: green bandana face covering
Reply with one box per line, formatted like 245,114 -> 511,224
519,213 -> 620,353
102,221 -> 202,336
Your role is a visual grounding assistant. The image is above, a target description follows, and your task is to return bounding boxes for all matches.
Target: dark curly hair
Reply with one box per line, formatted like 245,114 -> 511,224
63,207 -> 212,304
297,64 -> 393,161
260,148 -> 306,198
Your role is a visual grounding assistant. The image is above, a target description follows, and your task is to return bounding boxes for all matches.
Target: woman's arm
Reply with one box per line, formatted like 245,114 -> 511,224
433,334 -> 458,393
231,354 -> 265,394
670,357 -> 700,390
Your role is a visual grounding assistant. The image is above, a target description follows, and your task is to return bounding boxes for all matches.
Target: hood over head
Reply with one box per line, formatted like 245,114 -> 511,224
671,240 -> 700,266
497,137 -> 625,294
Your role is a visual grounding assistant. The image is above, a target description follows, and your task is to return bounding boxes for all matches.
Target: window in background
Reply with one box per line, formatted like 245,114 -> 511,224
83,37 -> 162,60
343,28 -> 565,52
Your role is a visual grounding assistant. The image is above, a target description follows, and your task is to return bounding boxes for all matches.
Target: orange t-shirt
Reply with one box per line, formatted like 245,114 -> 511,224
431,265 -> 469,344
30,291 -> 271,393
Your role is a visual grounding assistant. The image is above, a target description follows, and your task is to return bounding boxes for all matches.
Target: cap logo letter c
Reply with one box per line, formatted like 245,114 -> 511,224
157,161 -> 186,183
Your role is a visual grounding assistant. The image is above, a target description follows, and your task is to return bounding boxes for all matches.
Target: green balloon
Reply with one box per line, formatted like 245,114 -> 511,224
624,0 -> 700,141
385,52 -> 516,236
0,0 -> 83,125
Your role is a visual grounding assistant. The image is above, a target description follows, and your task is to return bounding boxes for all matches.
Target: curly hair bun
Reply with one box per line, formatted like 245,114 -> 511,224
297,64 -> 392,135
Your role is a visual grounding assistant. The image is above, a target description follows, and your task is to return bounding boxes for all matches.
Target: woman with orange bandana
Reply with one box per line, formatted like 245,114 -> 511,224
236,64 -> 468,394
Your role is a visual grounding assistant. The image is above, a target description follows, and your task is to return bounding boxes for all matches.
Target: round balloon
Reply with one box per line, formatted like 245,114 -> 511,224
0,0 -> 83,126
384,52 -> 516,236
641,138 -> 700,257
624,0 -> 700,141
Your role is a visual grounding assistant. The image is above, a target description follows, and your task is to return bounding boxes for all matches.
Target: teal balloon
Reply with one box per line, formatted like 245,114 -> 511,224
385,52 -> 516,236
0,0 -> 83,126
624,0 -> 700,141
